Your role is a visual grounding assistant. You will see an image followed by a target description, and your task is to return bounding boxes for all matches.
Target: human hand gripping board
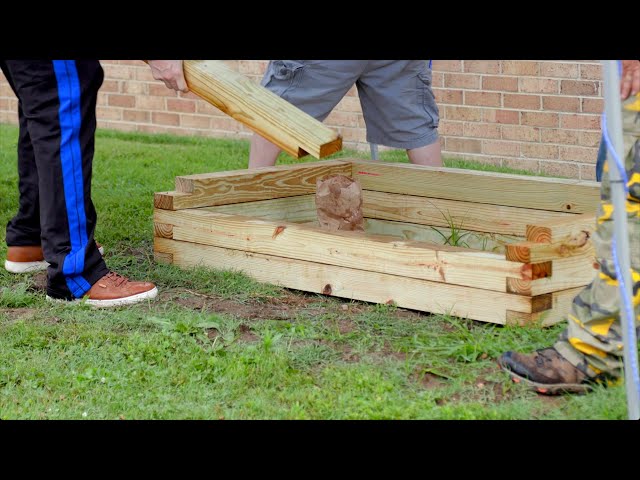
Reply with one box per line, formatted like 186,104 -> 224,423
182,60 -> 343,159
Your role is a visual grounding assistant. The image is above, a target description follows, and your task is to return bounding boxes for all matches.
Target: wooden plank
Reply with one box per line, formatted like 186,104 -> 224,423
351,159 -> 600,213
507,255 -> 596,296
155,208 -> 532,292
203,195 -> 317,223
153,250 -> 173,264
154,223 -> 173,239
154,237 -> 537,325
168,161 -> 350,210
184,60 -> 342,159
363,218 -> 522,253
154,191 -> 192,210
507,287 -> 583,326
525,213 -> 596,243
362,190 -> 571,236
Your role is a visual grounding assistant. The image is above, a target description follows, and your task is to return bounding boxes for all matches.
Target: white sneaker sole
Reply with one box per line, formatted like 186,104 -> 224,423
46,286 -> 158,308
5,245 -> 105,274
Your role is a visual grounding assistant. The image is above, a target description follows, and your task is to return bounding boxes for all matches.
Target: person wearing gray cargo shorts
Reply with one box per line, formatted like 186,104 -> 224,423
249,60 -> 441,168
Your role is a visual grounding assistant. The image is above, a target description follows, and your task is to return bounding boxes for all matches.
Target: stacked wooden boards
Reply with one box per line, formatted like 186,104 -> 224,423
154,159 -> 601,326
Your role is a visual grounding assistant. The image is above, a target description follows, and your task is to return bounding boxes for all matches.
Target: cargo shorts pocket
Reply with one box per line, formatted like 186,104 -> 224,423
417,71 -> 439,127
261,60 -> 306,96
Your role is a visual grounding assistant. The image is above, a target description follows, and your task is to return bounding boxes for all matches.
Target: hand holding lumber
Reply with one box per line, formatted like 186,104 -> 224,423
182,60 -> 342,159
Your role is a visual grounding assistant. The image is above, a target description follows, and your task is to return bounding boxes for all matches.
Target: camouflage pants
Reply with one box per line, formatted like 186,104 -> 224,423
555,94 -> 640,381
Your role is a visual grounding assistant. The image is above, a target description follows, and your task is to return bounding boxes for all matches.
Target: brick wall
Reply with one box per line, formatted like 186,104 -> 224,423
0,60 -> 604,180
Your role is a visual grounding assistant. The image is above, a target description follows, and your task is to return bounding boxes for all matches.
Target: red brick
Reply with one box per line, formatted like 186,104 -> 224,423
210,117 -> 240,132
521,111 -> 559,128
482,140 -> 520,156
148,83 -> 179,97
519,78 -> 559,94
135,67 -> 156,82
196,100 -> 222,115
135,96 -> 165,110
446,137 -> 482,153
433,88 -> 462,104
504,158 -> 541,174
521,143 -> 559,160
431,72 -> 444,88
438,121 -> 463,136
465,91 -> 501,107
337,96 -> 362,113
464,61 -> 500,74
540,161 -> 579,179
501,125 -> 540,142
96,93 -> 109,106
580,63 -> 602,80
444,73 -> 480,89
238,60 -> 268,76
581,98 -> 604,113
539,62 -> 579,79
123,110 -> 150,123
483,109 -> 520,124
578,131 -> 602,148
101,65 -> 136,80
463,122 -> 501,139
559,146 -> 597,163
560,114 -> 601,130
540,128 -> 580,145
325,111 -> 360,128
340,127 -> 367,143
152,112 -> 180,126
96,106 -> 122,121
433,60 -> 462,72
482,76 -> 518,91
108,94 -> 135,108
137,125 -> 184,136
503,94 -> 541,110
445,106 -> 482,122
98,120 -> 137,132
180,114 -> 211,129
121,82 -> 148,95
167,98 -> 196,113
560,80 -> 599,96
542,96 -> 580,112
101,80 -> 120,93
579,165 -> 597,181
502,61 -> 539,76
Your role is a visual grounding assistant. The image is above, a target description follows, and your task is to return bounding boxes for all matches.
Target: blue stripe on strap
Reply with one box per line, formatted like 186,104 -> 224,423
52,60 -> 91,298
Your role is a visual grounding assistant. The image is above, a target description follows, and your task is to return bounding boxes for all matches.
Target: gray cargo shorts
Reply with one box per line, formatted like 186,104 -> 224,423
260,60 -> 439,149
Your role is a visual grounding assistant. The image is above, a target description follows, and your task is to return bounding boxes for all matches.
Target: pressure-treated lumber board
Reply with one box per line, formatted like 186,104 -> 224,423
525,213 -> 596,244
203,195 -> 317,223
154,208 -> 531,292
156,161 -> 350,210
506,255 -> 596,296
154,237 -> 540,325
351,160 -> 600,213
507,287 -> 583,326
183,60 -> 342,159
153,251 -> 173,264
362,190 -> 572,236
363,218 -> 522,253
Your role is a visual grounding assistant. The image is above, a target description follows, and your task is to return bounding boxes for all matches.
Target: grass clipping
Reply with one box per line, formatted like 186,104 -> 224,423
315,174 -> 364,231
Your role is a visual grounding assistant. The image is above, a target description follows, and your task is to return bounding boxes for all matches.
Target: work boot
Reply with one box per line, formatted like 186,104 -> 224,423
46,271 -> 157,308
5,242 -> 105,274
498,347 -> 593,395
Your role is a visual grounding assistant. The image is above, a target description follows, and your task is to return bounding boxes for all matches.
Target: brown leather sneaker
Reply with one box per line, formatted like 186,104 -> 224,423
498,347 -> 593,395
5,242 -> 105,274
46,271 -> 157,307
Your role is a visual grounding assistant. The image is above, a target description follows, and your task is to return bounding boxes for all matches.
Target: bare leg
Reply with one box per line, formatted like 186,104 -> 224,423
406,141 -> 442,167
249,133 -> 282,169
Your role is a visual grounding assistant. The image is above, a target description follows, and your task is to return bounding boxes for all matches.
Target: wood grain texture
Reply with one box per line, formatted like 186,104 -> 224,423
172,161 -> 351,209
362,190 -> 571,236
154,223 -> 173,239
525,213 -> 596,243
203,195 -> 317,223
154,237 -> 537,325
507,287 -> 584,326
350,159 -> 600,213
184,60 -> 342,159
154,208 -> 530,292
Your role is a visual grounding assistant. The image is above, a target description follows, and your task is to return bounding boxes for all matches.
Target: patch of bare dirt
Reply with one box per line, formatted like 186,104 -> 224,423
28,272 -> 47,293
237,324 -> 259,343
0,307 -> 39,322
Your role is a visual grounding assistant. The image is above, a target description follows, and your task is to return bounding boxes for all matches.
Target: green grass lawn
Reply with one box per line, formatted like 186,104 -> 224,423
0,123 -> 629,419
